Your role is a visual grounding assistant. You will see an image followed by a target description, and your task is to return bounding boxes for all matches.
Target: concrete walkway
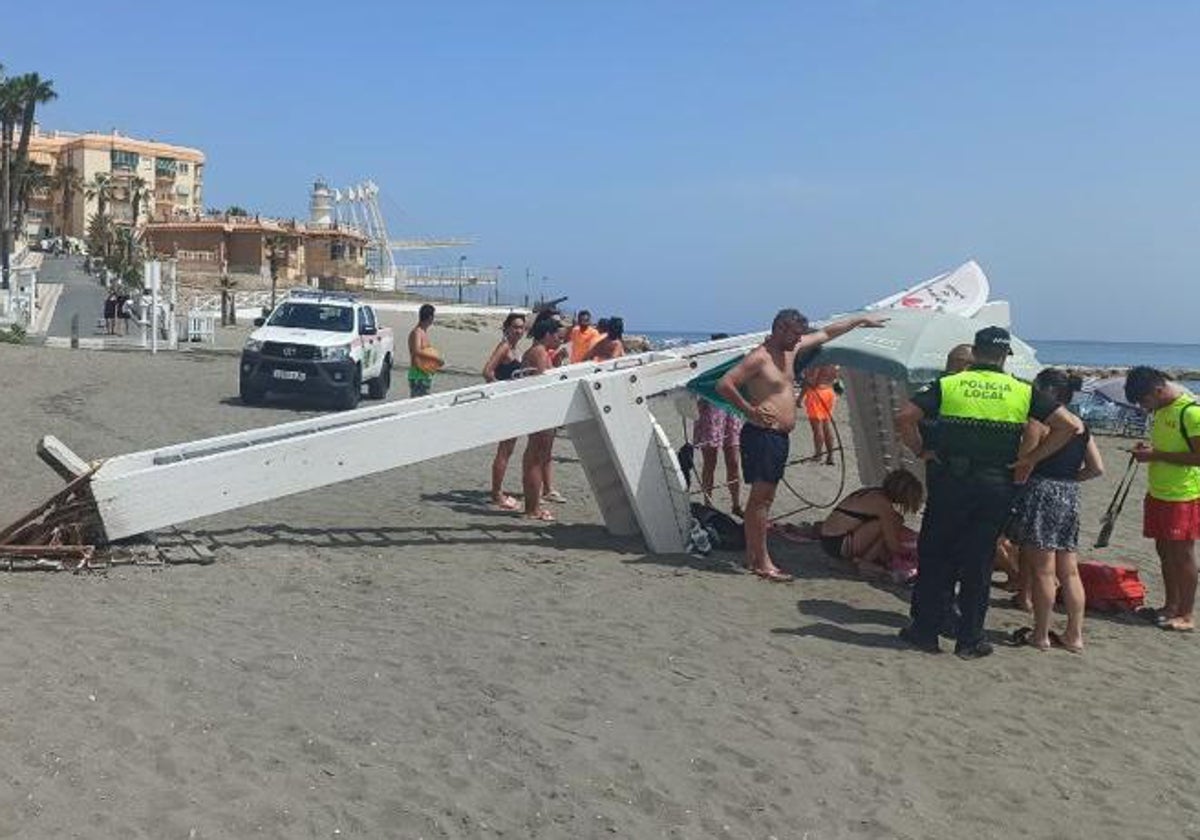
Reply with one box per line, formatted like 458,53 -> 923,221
40,255 -> 111,340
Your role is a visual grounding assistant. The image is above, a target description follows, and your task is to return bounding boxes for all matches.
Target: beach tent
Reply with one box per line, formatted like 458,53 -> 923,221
816,307 -> 1041,388
813,307 -> 1041,486
865,260 -> 990,316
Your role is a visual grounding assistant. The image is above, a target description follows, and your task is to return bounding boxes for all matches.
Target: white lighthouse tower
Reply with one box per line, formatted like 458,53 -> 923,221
309,179 -> 334,229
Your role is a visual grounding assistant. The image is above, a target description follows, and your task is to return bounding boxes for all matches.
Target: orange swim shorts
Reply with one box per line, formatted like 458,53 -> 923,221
803,385 -> 837,421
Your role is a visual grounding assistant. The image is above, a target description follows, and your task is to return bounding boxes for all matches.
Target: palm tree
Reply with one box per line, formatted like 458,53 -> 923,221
85,210 -> 115,262
50,163 -> 82,236
0,72 -> 25,289
12,73 -> 56,171
85,172 -> 115,220
128,176 -> 150,228
110,226 -> 144,289
13,160 -> 50,235
218,272 -> 237,327
265,233 -> 291,309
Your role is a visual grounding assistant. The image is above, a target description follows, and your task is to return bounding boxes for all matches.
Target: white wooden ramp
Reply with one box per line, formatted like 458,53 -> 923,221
7,335 -> 761,557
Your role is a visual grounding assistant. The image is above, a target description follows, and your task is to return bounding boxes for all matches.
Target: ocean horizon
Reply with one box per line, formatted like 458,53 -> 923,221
641,330 -> 1200,378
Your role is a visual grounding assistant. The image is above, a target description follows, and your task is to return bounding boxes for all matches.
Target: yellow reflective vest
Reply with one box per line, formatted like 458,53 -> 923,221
935,369 -> 1033,468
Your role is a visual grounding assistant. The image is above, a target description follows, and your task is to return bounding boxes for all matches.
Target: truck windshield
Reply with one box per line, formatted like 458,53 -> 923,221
266,303 -> 354,332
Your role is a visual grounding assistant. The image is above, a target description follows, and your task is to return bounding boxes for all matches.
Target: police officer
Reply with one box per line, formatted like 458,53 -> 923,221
895,327 -> 1082,659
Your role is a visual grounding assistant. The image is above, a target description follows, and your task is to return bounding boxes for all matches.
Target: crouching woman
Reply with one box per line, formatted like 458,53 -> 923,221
818,469 -> 925,577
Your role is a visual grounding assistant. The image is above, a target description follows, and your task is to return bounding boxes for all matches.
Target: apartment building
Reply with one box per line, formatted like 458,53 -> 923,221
22,127 -> 205,238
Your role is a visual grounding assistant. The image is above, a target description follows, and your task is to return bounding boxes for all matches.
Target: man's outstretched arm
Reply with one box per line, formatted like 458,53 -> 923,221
797,314 -> 888,353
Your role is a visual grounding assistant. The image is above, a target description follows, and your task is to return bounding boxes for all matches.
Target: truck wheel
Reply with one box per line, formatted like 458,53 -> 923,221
240,380 -> 265,405
338,367 -> 362,410
367,355 -> 392,399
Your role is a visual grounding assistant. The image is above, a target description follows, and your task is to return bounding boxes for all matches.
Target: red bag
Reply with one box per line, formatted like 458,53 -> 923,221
1075,560 -> 1145,612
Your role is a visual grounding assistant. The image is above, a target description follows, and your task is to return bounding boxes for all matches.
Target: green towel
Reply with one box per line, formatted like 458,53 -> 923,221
686,356 -> 746,418
686,345 -> 823,420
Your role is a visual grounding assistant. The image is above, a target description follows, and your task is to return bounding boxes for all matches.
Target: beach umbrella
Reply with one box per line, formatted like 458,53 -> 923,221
1086,376 -> 1137,408
815,307 -> 1041,388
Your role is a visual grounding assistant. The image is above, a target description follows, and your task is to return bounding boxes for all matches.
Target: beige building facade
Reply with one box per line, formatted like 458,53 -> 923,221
22,127 -> 205,238
143,217 -> 368,289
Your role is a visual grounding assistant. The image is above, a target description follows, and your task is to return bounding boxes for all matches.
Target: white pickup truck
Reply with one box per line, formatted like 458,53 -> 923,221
238,289 -> 394,410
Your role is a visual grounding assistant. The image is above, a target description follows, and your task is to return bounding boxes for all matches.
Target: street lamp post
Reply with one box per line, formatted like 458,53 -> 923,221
1,117 -> 11,291
458,255 -> 466,304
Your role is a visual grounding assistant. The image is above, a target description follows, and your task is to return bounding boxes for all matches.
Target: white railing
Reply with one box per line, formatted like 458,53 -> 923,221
362,275 -> 397,292
177,250 -> 218,263
189,289 -> 273,313
397,265 -> 499,286
1,267 -> 38,328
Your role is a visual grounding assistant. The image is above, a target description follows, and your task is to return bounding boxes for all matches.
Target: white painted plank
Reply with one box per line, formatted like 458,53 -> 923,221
85,336 -> 763,545
585,376 -> 690,554
567,419 -> 640,537
94,382 -> 593,540
37,435 -> 90,480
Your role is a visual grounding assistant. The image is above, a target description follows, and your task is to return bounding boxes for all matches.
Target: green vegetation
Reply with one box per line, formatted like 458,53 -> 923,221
0,64 -> 57,288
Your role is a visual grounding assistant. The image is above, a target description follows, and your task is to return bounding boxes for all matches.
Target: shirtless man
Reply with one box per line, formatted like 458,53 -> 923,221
407,304 -> 442,397
716,309 -> 887,581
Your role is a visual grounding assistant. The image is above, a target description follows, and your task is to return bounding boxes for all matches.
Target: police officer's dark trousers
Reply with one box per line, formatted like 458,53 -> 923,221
910,469 -> 1015,650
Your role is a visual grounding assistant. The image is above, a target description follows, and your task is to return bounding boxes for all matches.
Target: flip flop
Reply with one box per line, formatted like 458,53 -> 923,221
1009,626 -> 1049,651
543,490 -> 567,504
1160,621 -> 1194,634
754,568 -> 794,583
1135,607 -> 1169,626
1048,630 -> 1085,653
523,508 -> 556,522
490,496 -> 520,511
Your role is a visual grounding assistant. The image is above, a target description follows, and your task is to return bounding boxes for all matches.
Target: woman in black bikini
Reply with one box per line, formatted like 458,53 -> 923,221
819,470 -> 925,576
482,313 -> 527,509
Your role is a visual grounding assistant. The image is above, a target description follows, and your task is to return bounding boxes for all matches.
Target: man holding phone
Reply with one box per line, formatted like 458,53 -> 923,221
1125,366 -> 1200,633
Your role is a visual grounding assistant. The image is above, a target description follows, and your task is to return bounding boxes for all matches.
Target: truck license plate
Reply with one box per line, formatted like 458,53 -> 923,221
273,369 -> 306,381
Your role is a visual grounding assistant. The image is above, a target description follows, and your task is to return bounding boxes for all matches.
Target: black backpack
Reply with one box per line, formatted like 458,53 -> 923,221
690,503 -> 746,551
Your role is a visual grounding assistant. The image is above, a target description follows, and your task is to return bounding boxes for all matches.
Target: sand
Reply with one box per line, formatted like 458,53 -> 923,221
0,336 -> 1198,840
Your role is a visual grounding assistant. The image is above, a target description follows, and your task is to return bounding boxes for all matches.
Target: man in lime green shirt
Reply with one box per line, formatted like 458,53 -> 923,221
1125,366 -> 1200,632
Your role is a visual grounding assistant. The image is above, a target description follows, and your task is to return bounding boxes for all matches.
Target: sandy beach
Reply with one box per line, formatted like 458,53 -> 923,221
1,330 -> 1198,840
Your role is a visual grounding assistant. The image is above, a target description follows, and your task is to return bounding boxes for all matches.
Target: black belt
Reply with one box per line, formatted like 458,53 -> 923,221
939,455 -> 1012,481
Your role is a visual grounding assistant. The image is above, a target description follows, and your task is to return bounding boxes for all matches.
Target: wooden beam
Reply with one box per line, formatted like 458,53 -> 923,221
37,435 -> 91,481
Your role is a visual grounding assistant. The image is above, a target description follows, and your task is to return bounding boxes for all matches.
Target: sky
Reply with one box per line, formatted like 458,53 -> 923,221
7,1 -> 1200,341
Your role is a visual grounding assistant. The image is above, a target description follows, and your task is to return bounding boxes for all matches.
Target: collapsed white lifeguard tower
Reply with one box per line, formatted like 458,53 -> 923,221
0,260 -> 1038,569
1,336 -> 760,565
